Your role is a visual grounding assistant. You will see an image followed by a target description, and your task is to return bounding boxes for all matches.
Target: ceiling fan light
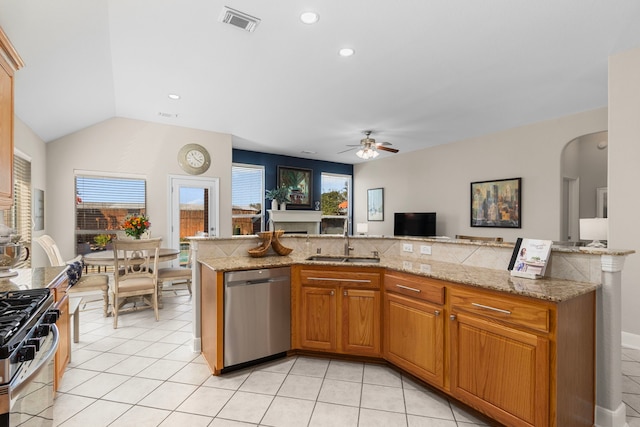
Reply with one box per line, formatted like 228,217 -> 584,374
356,147 -> 378,160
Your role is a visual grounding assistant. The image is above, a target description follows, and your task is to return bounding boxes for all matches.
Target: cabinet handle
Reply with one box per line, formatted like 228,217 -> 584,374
434,310 -> 440,316
308,277 -> 372,283
471,302 -> 511,315
449,314 -> 456,321
330,290 -> 335,296
396,284 -> 421,293
343,291 -> 347,296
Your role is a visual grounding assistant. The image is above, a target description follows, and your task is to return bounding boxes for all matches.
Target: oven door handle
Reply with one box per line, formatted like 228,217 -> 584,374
9,324 -> 59,396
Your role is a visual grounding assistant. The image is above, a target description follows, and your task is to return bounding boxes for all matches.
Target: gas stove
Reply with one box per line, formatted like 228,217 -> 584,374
0,288 -> 56,385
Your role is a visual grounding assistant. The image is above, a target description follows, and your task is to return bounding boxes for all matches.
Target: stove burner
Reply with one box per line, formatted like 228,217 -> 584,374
0,289 -> 50,347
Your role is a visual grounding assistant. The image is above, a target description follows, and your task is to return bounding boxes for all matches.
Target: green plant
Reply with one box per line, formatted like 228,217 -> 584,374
94,234 -> 112,247
265,186 -> 290,204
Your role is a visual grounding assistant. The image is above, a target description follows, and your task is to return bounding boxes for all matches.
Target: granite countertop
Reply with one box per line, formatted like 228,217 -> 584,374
0,267 -> 67,292
199,254 -> 599,303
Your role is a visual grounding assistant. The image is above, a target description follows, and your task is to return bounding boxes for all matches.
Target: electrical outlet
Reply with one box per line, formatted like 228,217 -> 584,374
402,243 -> 413,252
420,263 -> 432,273
420,245 -> 432,255
403,261 -> 413,269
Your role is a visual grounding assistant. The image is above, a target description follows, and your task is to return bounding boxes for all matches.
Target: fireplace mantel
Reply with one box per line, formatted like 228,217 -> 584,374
267,210 -> 322,234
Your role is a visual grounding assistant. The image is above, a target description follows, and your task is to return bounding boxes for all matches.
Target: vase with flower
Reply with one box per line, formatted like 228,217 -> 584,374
122,213 -> 151,239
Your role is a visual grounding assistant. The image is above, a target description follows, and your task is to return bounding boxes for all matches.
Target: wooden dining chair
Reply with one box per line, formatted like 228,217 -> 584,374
111,237 -> 161,328
157,243 -> 192,307
35,235 -> 110,317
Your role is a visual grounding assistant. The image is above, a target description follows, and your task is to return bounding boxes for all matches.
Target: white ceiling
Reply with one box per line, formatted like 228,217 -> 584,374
2,1 -> 640,164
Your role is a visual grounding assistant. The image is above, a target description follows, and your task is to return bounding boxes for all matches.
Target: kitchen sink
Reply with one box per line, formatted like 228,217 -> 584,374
305,255 -> 380,264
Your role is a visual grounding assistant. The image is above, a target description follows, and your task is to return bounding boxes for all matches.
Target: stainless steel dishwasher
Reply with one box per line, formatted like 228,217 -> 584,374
224,266 -> 291,370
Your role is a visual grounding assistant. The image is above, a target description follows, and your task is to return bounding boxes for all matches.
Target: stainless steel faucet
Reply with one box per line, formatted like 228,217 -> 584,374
344,229 -> 354,255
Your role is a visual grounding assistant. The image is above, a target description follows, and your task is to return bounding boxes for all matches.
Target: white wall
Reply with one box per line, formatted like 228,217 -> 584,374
41,117 -> 232,263
13,117 -> 48,267
353,108 -> 608,242
609,46 -> 640,340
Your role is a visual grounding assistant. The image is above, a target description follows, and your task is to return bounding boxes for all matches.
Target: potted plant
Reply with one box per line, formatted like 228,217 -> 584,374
265,186 -> 290,210
93,234 -> 112,250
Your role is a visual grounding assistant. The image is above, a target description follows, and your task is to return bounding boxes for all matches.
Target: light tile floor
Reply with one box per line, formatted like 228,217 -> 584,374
53,291 -> 640,427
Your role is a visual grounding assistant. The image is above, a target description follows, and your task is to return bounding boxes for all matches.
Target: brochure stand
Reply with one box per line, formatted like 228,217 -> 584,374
508,237 -> 553,279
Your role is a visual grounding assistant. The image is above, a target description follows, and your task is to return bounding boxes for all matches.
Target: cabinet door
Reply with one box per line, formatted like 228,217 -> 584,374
384,292 -> 444,387
342,288 -> 380,356
54,295 -> 70,393
0,59 -> 13,208
299,286 -> 337,351
450,312 -> 549,427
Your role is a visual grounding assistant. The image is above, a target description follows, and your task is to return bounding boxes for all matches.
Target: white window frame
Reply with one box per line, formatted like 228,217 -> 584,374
232,163 -> 265,234
320,172 -> 352,234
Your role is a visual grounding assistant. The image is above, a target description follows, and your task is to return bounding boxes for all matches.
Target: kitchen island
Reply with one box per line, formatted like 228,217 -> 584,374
190,235 -> 633,427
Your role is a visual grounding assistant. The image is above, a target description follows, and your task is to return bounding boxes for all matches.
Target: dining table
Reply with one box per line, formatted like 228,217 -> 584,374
83,248 -> 180,270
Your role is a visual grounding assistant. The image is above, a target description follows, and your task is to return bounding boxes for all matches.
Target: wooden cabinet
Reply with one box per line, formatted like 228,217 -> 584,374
448,285 -> 594,427
200,264 -> 224,375
0,26 -> 24,209
295,266 -> 382,357
383,272 -> 445,387
49,273 -> 71,392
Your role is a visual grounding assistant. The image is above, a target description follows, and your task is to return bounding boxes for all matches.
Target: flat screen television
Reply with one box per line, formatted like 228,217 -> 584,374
394,212 -> 436,237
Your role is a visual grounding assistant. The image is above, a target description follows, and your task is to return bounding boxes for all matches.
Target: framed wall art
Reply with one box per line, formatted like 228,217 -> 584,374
367,188 -> 384,221
470,177 -> 521,228
277,166 -> 312,209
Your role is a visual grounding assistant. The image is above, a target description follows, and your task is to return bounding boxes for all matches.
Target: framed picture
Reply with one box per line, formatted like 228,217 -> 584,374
277,166 -> 312,209
367,188 -> 384,221
596,187 -> 608,218
470,177 -> 521,228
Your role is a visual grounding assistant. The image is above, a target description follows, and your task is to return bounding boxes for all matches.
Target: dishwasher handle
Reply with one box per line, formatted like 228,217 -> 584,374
226,275 -> 289,288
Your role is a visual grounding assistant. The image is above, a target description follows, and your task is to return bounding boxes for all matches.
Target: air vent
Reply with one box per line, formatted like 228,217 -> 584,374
219,6 -> 260,32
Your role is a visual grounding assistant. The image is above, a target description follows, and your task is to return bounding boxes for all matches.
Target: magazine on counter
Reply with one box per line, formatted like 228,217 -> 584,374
507,237 -> 553,279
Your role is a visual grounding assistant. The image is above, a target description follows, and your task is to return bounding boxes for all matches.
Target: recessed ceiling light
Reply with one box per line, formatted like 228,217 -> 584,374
168,93 -> 181,100
301,150 -> 317,154
300,12 -> 319,24
339,48 -> 355,57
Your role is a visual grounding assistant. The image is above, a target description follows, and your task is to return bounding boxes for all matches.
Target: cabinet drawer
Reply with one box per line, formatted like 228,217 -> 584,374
384,272 -> 445,305
300,268 -> 380,289
450,287 -> 550,333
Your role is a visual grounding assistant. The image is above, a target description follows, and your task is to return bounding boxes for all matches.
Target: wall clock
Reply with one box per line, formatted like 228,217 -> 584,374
178,143 -> 211,175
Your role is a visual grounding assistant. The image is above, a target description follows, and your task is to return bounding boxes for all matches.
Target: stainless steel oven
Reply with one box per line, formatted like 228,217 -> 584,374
0,288 -> 58,427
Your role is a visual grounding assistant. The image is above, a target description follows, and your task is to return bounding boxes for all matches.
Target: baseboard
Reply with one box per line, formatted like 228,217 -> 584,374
595,401 -> 628,427
622,331 -> 640,350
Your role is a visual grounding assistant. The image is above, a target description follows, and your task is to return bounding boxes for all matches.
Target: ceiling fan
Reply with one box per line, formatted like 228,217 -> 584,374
339,131 -> 399,159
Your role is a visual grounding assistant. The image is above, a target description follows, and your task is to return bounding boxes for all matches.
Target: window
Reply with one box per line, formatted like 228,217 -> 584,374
320,173 -> 351,234
232,164 -> 264,235
75,173 -> 146,255
3,154 -> 31,268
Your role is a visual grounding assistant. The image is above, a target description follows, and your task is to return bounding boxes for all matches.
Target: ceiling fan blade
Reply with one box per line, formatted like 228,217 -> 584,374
337,147 -> 359,154
377,146 -> 399,153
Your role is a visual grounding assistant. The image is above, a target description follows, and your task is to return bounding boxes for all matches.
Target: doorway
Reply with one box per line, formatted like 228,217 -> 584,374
169,176 -> 219,266
560,130 -> 607,243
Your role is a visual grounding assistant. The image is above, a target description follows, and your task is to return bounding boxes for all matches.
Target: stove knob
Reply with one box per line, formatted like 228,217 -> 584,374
43,309 -> 60,324
17,345 -> 36,362
27,337 -> 43,351
34,324 -> 51,338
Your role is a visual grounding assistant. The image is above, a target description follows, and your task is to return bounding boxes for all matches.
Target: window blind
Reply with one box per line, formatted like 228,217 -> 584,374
2,155 -> 31,268
232,164 -> 264,234
75,174 -> 146,255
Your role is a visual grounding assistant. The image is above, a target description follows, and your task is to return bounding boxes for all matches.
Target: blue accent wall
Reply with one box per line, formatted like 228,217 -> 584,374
233,149 -> 353,212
